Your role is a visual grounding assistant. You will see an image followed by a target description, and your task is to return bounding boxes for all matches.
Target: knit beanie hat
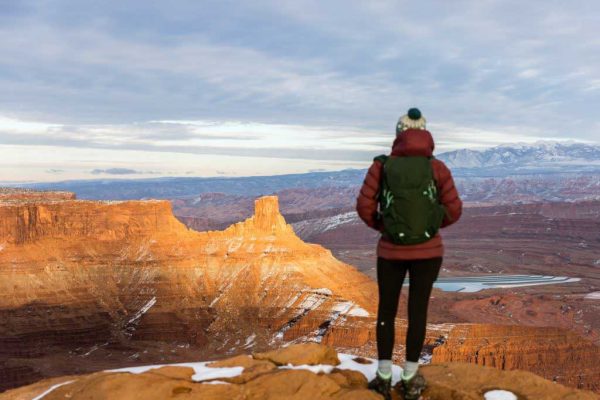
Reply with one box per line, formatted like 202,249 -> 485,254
396,107 -> 426,133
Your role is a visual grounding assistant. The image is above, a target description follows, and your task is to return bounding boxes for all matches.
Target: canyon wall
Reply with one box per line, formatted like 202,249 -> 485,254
432,323 -> 600,392
0,192 -> 379,389
1,190 -> 599,394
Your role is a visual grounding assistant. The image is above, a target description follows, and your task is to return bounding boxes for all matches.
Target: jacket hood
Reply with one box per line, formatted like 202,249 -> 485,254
391,128 -> 435,157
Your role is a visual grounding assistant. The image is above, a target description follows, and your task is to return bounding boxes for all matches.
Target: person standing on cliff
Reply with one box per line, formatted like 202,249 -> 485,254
356,108 -> 462,400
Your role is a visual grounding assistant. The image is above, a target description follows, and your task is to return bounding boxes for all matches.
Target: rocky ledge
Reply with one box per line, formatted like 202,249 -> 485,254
1,343 -> 597,400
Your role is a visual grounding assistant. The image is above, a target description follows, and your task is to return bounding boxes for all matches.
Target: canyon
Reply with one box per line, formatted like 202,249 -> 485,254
1,343 -> 597,400
0,189 -> 599,394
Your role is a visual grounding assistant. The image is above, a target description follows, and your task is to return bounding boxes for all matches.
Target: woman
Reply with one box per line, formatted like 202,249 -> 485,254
356,108 -> 462,400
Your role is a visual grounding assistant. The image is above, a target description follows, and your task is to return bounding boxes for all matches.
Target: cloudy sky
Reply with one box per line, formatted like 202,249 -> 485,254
1,0 -> 599,182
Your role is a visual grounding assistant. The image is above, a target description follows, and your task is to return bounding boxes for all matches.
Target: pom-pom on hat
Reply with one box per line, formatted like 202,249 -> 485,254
397,107 -> 427,133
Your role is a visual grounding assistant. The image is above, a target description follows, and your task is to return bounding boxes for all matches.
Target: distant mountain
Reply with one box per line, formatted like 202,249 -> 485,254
4,141 -> 599,199
437,141 -> 600,175
7,170 -> 365,200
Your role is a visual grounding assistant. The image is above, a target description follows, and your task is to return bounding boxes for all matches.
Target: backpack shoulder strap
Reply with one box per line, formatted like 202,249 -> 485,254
373,155 -> 388,205
373,154 -> 388,164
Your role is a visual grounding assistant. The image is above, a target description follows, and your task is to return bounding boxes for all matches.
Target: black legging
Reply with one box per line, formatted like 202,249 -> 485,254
376,256 -> 442,362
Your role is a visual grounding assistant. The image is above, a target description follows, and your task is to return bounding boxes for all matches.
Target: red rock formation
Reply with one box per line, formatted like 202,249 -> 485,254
1,344 -> 597,400
0,191 -> 378,390
432,323 -> 600,393
0,188 -> 75,202
1,189 -> 599,395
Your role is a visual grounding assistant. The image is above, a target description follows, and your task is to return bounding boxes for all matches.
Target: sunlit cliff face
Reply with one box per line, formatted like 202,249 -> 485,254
1,190 -> 599,394
0,191 -> 376,353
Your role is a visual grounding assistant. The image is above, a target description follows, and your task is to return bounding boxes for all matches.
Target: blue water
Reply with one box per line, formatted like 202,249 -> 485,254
402,274 -> 580,292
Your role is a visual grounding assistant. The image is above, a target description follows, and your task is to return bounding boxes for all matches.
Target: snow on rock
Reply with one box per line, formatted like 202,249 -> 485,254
282,353 -> 403,385
284,292 -> 302,308
484,389 -> 518,400
331,301 -> 369,316
312,288 -> 333,296
318,212 -> 358,232
128,297 -> 157,324
584,291 -> 600,300
291,212 -> 358,236
341,353 -> 403,385
32,380 -> 75,400
106,352 -> 406,386
209,292 -> 224,307
419,353 -> 433,364
109,362 -> 244,383
332,301 -> 369,316
243,334 -> 256,349
298,291 -> 329,309
13,342 -> 595,400
347,305 -> 370,317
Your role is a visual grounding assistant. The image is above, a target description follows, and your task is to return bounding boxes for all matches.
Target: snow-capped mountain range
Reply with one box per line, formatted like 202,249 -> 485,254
8,141 -> 600,198
437,141 -> 600,174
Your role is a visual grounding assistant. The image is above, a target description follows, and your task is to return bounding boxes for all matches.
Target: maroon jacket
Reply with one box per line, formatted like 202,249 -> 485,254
356,128 -> 462,260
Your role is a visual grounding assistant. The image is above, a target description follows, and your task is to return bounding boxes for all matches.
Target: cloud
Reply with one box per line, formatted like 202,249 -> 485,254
0,0 -> 598,182
90,168 -> 143,175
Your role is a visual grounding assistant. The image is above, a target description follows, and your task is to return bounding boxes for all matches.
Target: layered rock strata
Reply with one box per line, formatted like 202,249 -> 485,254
1,344 -> 597,400
1,190 -> 599,394
0,192 -> 377,389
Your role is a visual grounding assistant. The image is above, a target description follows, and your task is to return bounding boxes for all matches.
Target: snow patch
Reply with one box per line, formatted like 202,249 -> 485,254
332,301 -> 370,317
285,292 -> 302,308
191,196 -> 202,205
312,288 -> 333,296
32,380 -> 75,400
209,292 -> 224,307
82,342 -> 109,357
292,212 -> 358,236
243,334 -> 256,349
281,353 -> 407,385
484,389 -> 518,400
102,352 -> 447,389
280,363 -> 336,375
584,291 -> 600,300
319,212 -> 358,232
334,353 -> 404,385
419,353 -> 432,364
109,362 -> 243,383
347,306 -> 370,317
332,301 -> 352,313
299,291 -> 329,309
128,297 -> 157,324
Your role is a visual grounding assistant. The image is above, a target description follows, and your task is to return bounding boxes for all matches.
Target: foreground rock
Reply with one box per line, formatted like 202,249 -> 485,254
1,344 -> 597,400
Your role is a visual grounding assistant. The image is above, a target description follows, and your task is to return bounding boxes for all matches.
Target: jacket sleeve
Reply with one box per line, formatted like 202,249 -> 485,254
356,159 -> 384,231
434,160 -> 463,228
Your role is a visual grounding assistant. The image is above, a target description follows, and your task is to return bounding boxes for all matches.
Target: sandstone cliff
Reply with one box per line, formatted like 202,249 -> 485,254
1,189 -> 599,394
0,191 -> 378,389
432,323 -> 600,392
1,344 -> 597,400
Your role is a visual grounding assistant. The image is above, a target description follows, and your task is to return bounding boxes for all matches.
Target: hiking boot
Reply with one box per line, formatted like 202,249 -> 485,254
397,371 -> 427,400
368,372 -> 392,400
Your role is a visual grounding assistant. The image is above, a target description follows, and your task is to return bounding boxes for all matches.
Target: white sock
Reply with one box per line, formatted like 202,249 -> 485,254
401,360 -> 419,381
377,359 -> 392,380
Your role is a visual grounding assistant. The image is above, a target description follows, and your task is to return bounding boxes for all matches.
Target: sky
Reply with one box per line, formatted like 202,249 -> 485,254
1,0 -> 599,182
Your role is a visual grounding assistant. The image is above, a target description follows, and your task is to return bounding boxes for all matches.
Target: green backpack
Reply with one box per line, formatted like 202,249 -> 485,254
375,154 -> 446,245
